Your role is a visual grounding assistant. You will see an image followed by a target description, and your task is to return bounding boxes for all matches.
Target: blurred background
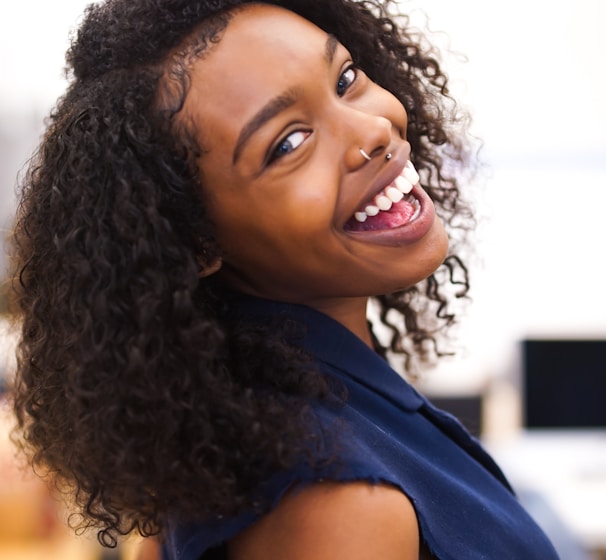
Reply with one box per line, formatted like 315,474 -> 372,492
1,0 -> 605,558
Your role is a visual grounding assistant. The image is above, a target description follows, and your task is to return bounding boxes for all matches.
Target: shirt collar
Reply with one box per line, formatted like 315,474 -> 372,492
233,295 -> 424,412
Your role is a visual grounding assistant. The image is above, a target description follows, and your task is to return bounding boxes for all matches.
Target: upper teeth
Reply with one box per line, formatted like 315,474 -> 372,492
395,176 -> 413,195
403,160 -> 420,185
354,162 -> 418,223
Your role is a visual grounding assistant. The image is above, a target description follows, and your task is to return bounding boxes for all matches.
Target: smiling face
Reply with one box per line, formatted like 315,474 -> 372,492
181,3 -> 448,329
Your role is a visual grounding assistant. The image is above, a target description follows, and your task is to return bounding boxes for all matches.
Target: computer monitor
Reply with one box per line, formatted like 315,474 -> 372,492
522,339 -> 606,429
428,395 -> 483,437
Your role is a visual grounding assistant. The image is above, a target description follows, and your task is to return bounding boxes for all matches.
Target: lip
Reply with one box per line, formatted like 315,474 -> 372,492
340,146 -> 437,247
343,184 -> 436,246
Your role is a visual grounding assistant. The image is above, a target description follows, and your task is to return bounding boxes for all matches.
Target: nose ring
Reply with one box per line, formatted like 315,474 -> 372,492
359,148 -> 372,161
386,153 -> 392,161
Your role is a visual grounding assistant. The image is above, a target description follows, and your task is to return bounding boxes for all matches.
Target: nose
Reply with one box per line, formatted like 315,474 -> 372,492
341,110 -> 393,170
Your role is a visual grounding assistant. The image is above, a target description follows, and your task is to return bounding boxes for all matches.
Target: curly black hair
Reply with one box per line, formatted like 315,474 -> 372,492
10,0 -> 475,548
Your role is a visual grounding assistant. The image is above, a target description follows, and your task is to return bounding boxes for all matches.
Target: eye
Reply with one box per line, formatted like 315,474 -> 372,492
336,66 -> 357,97
269,130 -> 311,163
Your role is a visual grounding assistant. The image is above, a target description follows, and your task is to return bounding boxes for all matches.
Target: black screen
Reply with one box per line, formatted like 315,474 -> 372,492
523,339 -> 606,429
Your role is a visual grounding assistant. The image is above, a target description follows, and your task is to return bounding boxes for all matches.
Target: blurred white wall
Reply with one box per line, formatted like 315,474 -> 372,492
401,1 -> 606,399
0,1 -> 91,277
0,2 -> 88,110
1,1 -> 605,393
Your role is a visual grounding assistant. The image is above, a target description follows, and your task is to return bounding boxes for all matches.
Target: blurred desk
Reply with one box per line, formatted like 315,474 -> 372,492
0,401 -> 145,560
0,536 -> 99,560
486,430 -> 606,556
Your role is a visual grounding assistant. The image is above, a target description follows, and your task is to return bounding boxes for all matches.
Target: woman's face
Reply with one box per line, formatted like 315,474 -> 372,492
183,3 -> 448,309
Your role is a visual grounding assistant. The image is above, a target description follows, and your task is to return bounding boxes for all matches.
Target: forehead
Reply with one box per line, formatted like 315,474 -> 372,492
182,4 -> 332,157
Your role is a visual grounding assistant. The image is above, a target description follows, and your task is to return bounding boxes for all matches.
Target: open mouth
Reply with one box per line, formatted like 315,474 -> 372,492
344,161 -> 422,232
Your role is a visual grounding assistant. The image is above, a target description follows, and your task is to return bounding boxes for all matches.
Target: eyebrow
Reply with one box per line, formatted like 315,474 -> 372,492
232,34 -> 340,165
325,34 -> 338,65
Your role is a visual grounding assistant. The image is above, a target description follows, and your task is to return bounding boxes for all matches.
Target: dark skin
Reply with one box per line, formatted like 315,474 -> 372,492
185,3 -> 448,348
136,483 -> 431,560
142,4 -> 448,558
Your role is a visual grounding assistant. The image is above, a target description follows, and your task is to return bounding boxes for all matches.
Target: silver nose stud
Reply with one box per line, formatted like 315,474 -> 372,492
385,153 -> 392,161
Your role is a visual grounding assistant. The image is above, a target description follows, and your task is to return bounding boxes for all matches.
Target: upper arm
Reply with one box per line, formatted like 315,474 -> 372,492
227,481 -> 420,560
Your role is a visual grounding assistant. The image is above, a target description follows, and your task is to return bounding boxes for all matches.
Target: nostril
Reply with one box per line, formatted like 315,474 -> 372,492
368,146 -> 386,159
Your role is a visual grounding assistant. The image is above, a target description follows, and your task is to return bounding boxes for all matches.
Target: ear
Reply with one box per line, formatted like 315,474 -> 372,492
198,257 -> 223,278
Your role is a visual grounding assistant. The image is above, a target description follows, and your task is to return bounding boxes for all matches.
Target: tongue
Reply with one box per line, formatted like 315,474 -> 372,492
346,199 -> 416,232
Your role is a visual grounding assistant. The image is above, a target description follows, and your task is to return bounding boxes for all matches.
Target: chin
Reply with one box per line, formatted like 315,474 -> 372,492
394,238 -> 450,292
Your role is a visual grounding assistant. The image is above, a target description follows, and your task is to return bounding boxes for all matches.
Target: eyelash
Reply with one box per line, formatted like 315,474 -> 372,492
268,64 -> 358,164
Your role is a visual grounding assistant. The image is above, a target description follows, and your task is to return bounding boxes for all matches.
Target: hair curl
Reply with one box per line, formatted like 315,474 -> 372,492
10,0 -> 475,547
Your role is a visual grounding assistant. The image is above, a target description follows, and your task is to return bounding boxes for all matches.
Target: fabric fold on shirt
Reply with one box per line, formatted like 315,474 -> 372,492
163,296 -> 560,560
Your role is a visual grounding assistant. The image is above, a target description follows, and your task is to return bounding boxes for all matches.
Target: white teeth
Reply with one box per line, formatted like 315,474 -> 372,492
375,195 -> 392,211
395,176 -> 413,194
352,161 -> 420,224
403,163 -> 419,185
386,186 -> 404,203
365,204 -> 380,217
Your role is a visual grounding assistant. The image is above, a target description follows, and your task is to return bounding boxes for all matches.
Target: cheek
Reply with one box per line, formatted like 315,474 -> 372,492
215,172 -> 337,242
204,193 -> 294,259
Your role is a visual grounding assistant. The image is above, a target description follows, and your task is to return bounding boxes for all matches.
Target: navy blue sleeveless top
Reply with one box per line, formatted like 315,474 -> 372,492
162,298 -> 559,560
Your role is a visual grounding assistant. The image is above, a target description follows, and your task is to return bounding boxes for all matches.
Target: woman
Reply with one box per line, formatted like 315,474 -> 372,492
10,0 -> 559,558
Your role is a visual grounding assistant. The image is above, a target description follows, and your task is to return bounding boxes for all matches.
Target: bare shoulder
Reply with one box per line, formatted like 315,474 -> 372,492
227,481 -> 420,560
